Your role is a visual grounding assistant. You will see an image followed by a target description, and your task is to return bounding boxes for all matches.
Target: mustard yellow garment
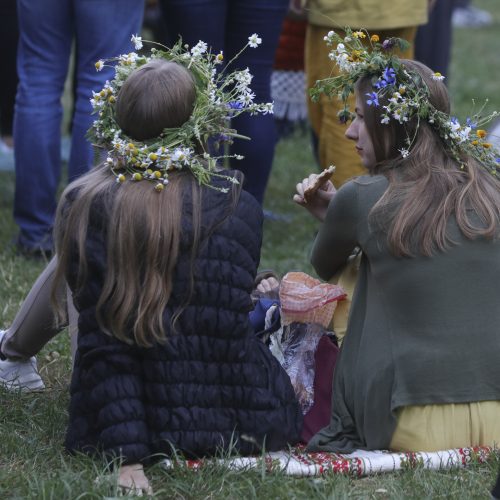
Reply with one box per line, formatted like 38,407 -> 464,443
391,402 -> 500,451
305,26 -> 417,187
329,253 -> 360,344
305,0 -> 427,30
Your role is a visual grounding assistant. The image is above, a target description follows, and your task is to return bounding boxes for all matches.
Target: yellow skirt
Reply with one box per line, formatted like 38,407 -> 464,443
390,402 -> 500,451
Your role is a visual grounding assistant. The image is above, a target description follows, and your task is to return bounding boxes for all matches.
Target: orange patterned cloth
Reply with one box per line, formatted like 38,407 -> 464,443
279,272 -> 346,328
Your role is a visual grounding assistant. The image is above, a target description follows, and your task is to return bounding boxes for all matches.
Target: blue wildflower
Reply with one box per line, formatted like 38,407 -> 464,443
382,67 -> 396,85
466,117 -> 478,129
382,38 -> 396,51
366,92 -> 379,107
496,158 -> 500,163
228,101 -> 244,110
374,78 -> 388,89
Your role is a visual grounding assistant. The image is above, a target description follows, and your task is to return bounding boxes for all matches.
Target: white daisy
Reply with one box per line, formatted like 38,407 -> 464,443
262,102 -> 274,115
248,33 -> 262,48
190,41 -> 208,57
131,34 -> 143,50
431,72 -> 445,81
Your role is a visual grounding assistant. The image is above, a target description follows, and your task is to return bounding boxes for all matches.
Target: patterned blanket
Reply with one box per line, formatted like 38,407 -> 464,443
162,446 -> 496,477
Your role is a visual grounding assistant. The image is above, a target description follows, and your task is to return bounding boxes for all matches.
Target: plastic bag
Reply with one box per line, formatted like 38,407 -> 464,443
269,272 -> 346,414
271,322 -> 331,414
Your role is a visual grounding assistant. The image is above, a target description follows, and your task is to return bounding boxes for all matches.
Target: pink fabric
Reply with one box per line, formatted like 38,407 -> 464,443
279,272 -> 346,328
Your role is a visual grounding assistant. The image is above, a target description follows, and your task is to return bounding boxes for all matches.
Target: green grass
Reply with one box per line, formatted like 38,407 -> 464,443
2,3 -> 500,497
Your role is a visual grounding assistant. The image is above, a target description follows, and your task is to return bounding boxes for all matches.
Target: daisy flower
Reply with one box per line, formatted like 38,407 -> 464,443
431,72 -> 445,81
191,41 -> 208,57
131,34 -> 143,50
248,33 -> 262,48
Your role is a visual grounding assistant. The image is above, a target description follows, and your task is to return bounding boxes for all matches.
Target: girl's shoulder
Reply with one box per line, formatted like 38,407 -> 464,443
334,175 -> 388,214
351,174 -> 388,190
348,174 -> 388,200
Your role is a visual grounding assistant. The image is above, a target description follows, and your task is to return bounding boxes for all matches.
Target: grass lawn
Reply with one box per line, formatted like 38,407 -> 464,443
1,1 -> 500,497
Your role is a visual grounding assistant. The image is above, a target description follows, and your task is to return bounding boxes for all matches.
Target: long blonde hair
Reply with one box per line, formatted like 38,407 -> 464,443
358,59 -> 500,256
53,60 -> 242,346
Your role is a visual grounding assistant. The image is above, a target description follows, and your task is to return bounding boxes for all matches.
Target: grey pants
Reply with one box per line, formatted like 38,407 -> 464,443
1,257 -> 78,361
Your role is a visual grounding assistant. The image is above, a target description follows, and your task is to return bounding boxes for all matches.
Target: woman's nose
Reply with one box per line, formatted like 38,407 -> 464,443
345,121 -> 357,140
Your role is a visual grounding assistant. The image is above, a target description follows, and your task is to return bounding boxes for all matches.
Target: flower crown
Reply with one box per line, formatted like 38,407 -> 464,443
311,28 -> 500,175
89,34 -> 272,192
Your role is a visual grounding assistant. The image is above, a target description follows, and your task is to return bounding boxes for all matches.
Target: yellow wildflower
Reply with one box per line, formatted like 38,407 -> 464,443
482,142 -> 492,148
353,31 -> 366,39
155,183 -> 165,192
149,153 -> 158,161
477,129 -> 487,138
348,50 -> 363,62
370,34 -> 380,43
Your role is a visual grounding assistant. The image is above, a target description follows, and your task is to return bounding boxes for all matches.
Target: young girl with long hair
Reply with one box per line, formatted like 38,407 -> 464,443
295,31 -> 500,454
2,41 -> 302,493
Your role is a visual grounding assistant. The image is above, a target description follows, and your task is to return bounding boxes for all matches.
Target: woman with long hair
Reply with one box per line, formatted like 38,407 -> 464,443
1,41 -> 302,494
295,31 -> 500,453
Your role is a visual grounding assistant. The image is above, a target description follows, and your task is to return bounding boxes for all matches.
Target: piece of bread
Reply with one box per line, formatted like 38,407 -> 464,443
303,165 -> 335,202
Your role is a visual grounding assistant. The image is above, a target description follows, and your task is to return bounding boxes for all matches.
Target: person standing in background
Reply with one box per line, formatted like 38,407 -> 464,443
157,0 -> 289,205
0,0 -> 18,154
13,0 -> 145,258
415,0 -> 455,81
304,0 -> 428,187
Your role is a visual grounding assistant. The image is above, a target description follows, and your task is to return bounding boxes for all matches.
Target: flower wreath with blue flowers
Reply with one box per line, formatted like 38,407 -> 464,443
89,34 -> 272,192
311,28 -> 500,174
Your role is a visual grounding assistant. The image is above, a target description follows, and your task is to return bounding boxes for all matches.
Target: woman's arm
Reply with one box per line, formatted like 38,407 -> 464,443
310,181 -> 359,281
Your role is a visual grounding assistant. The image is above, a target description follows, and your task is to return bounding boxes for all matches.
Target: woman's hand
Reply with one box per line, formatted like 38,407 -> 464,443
293,173 -> 336,222
118,464 -> 152,496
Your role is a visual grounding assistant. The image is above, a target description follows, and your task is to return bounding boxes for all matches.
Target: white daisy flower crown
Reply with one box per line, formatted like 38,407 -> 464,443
311,28 -> 500,175
89,34 -> 272,192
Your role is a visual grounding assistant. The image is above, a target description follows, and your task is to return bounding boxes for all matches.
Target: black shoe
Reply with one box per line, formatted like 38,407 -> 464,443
12,237 -> 53,261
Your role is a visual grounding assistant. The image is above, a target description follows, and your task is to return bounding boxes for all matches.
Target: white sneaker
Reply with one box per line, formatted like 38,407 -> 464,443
0,330 -> 45,391
452,6 -> 493,28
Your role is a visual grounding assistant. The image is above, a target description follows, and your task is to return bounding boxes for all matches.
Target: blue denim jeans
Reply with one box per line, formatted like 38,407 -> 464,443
13,0 -> 144,251
159,0 -> 288,205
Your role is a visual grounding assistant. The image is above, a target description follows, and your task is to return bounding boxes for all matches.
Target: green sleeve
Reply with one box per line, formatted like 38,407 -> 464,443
311,181 -> 359,281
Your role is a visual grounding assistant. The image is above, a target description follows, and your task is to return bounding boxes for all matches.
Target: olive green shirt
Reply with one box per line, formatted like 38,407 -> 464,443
306,0 -> 428,30
307,175 -> 500,452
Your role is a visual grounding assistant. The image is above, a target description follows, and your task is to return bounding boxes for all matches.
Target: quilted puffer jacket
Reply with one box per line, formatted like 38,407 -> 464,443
64,177 -> 302,464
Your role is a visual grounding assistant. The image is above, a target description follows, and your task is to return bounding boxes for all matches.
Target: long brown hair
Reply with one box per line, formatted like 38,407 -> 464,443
53,60 -> 242,346
358,59 -> 500,256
